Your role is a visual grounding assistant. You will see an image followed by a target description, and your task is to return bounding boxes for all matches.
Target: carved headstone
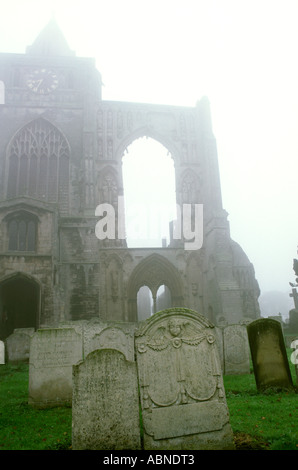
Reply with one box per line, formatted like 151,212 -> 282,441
214,327 -> 224,371
223,324 -> 250,375
135,308 -> 235,450
28,328 -> 83,408
72,349 -> 141,450
247,318 -> 294,392
83,320 -> 136,361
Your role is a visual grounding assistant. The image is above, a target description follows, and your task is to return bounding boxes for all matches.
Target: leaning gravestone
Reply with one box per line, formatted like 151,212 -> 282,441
29,327 -> 83,408
135,307 -> 235,450
247,318 -> 294,392
72,349 -> 141,450
223,324 -> 250,375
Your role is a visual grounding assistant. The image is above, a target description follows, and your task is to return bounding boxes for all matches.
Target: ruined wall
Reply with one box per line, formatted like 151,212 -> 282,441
0,43 -> 260,333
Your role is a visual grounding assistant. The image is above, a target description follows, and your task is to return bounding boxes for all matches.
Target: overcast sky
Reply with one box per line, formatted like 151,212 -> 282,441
1,0 -> 298,303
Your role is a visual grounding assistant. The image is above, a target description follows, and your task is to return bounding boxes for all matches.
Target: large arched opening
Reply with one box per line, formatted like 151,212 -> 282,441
127,253 -> 183,321
0,273 -> 40,340
122,137 -> 177,247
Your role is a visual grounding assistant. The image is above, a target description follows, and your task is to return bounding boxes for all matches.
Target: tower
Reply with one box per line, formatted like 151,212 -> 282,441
0,20 -> 260,339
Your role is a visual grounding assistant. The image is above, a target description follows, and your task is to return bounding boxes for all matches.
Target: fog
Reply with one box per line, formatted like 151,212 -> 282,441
1,0 -> 298,316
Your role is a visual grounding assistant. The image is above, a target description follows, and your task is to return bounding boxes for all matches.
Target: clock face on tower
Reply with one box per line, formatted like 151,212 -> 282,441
26,68 -> 59,94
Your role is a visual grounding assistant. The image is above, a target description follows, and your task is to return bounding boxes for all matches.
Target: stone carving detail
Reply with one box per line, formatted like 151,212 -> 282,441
6,118 -> 70,209
181,170 -> 199,204
135,308 -> 234,449
223,324 -> 250,375
100,170 -> 118,205
90,325 -> 135,362
136,311 -> 221,408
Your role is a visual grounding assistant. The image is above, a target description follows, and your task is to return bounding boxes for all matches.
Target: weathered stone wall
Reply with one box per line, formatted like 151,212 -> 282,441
0,33 -> 260,330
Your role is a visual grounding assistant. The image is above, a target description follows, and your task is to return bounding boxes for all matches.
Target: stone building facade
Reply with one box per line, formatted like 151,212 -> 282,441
0,20 -> 260,339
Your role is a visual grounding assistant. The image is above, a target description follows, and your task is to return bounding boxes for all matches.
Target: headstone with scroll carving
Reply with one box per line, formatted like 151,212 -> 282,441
83,320 -> 136,361
135,308 -> 235,450
28,327 -> 83,408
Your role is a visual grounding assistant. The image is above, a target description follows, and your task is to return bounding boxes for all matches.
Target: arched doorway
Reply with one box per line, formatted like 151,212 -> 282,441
0,274 -> 40,340
127,253 -> 183,321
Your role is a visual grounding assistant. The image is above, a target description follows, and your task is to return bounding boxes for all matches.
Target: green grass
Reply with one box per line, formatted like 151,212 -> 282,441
0,364 -> 72,450
224,349 -> 298,450
0,354 -> 297,450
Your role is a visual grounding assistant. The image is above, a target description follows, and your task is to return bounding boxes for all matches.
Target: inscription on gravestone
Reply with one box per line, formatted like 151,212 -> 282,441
247,318 -> 294,392
135,308 -> 235,450
29,328 -> 83,407
72,349 -> 141,450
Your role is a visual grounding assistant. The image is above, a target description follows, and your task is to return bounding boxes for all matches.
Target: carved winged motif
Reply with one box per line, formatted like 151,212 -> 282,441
136,312 -> 221,408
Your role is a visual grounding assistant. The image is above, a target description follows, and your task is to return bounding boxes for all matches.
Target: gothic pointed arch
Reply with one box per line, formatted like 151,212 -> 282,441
115,127 -> 179,166
127,254 -> 184,320
6,118 -> 70,212
0,272 -> 41,339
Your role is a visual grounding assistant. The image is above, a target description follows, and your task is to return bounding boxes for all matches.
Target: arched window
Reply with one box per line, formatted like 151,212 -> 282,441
6,119 -> 70,211
7,213 -> 37,252
156,284 -> 172,312
137,285 -> 153,321
122,137 -> 176,247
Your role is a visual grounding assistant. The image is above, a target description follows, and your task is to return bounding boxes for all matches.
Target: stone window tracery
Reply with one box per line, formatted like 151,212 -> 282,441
6,119 -> 70,210
7,214 -> 37,252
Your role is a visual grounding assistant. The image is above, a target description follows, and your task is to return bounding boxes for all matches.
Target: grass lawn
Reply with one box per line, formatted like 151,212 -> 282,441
0,353 -> 297,450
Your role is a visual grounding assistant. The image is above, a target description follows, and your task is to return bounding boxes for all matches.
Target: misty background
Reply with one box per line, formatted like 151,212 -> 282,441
1,0 -> 298,319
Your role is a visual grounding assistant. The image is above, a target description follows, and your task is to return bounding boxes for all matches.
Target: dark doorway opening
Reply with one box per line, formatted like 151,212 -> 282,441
0,275 -> 40,340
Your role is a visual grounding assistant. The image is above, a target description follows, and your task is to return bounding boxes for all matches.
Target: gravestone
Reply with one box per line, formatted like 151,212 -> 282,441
135,308 -> 235,450
5,328 -> 35,363
290,338 -> 298,387
83,320 -> 136,361
0,340 -> 4,364
28,327 -> 83,408
72,349 -> 141,450
214,327 -> 224,372
223,324 -> 250,375
247,318 -> 294,392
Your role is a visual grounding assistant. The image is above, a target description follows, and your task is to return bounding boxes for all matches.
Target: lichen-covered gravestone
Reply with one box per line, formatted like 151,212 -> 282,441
6,328 -> 35,363
223,324 -> 250,375
72,349 -> 141,450
28,328 -> 83,408
247,318 -> 294,392
135,308 -> 235,450
83,320 -> 136,361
